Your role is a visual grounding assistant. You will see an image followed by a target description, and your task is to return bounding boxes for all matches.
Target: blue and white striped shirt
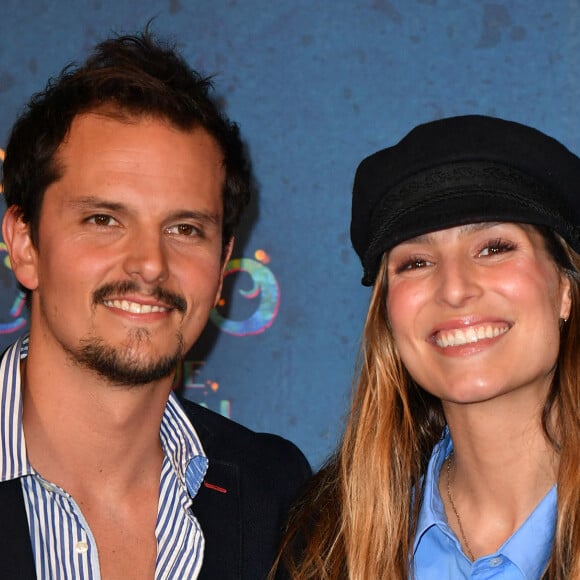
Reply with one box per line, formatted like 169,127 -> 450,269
0,336 -> 208,579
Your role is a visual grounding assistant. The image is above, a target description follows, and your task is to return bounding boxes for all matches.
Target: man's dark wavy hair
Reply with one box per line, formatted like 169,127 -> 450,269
2,30 -> 252,249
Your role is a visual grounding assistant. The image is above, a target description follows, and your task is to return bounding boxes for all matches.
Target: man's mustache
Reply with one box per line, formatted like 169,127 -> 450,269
93,281 -> 187,313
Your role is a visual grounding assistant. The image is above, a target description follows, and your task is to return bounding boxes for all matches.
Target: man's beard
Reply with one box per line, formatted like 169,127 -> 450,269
69,328 -> 184,387
65,279 -> 188,386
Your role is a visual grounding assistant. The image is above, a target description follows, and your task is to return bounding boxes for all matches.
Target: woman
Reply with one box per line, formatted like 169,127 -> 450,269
273,115 -> 580,579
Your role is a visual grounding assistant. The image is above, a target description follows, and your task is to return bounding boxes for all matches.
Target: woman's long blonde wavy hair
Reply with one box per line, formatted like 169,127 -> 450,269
271,227 -> 580,580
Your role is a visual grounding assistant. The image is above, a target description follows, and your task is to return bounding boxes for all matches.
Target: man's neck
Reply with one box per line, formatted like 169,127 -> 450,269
18,338 -> 178,579
20,348 -> 170,498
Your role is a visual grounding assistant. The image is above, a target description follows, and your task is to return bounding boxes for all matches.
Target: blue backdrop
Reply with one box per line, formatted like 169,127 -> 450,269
1,0 -> 579,468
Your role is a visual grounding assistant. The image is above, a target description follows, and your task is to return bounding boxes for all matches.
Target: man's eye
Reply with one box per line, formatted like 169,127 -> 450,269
88,215 -> 117,227
167,224 -> 201,237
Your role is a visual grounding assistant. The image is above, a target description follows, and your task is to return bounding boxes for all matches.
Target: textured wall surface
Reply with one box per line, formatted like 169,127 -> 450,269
1,0 -> 579,467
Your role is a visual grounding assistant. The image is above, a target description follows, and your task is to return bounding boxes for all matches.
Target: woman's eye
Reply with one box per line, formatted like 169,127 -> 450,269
396,257 -> 431,273
478,239 -> 515,257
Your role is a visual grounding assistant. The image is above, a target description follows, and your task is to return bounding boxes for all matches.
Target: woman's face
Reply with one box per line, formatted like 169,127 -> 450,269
386,222 -> 571,406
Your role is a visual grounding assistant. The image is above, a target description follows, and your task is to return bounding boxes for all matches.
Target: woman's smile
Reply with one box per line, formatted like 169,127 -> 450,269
430,320 -> 511,349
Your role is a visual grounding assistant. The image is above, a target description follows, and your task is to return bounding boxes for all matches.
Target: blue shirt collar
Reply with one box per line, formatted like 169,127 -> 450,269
414,428 -> 453,551
160,392 -> 208,498
414,428 -> 556,578
0,336 -> 207,499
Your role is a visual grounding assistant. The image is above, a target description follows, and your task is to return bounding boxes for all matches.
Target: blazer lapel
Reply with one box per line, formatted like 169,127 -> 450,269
191,459 -> 242,580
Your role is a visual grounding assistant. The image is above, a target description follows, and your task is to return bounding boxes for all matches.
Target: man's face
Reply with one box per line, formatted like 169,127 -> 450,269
11,112 -> 230,386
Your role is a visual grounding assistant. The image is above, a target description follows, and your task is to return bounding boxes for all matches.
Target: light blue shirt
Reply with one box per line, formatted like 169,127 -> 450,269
413,430 -> 556,579
0,335 -> 209,579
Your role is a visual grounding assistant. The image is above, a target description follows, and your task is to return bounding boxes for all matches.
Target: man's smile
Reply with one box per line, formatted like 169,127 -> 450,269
102,299 -> 170,314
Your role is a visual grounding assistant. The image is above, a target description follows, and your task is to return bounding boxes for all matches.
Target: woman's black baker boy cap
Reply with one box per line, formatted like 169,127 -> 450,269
351,114 -> 580,286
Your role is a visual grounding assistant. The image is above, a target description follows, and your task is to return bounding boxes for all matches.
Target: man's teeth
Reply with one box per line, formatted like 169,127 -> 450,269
435,325 -> 508,347
103,299 -> 168,314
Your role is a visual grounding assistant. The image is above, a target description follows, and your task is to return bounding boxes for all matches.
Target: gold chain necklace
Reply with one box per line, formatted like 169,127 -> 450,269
445,452 -> 475,561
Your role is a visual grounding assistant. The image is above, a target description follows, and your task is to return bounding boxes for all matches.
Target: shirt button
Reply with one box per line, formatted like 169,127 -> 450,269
75,541 -> 88,554
489,556 -> 503,567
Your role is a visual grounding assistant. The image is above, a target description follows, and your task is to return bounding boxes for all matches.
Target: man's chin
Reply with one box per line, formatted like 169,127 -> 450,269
71,338 -> 183,387
97,358 -> 179,387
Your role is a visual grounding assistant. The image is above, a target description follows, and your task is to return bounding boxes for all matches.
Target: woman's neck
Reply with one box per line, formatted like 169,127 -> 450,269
439,397 -> 557,559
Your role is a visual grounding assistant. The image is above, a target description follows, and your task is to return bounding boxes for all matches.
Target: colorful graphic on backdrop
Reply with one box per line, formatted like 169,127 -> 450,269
210,251 -> 280,336
177,251 -> 280,416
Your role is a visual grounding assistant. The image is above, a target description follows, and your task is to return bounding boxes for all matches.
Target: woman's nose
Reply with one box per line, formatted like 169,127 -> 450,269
434,257 -> 482,308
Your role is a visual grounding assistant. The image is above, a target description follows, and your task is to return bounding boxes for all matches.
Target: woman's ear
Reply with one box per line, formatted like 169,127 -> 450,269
559,273 -> 572,322
2,206 -> 39,291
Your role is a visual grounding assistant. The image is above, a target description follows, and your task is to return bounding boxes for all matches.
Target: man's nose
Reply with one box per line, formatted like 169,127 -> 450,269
122,230 -> 169,285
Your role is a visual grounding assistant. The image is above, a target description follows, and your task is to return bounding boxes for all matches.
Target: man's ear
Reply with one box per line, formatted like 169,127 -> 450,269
2,206 -> 39,291
214,237 -> 234,307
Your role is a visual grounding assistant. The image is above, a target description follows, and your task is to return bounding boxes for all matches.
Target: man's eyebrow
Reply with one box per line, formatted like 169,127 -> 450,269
64,196 -> 222,224
65,196 -> 126,211
167,210 -> 222,225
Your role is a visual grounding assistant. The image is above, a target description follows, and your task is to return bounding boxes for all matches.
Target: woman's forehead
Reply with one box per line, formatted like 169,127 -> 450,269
394,222 -> 520,246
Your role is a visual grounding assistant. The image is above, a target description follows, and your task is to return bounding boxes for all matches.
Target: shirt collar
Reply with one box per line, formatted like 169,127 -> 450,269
414,427 -> 556,577
0,335 -> 33,480
499,486 -> 556,578
414,428 -> 453,553
160,392 -> 208,498
0,336 -> 208,499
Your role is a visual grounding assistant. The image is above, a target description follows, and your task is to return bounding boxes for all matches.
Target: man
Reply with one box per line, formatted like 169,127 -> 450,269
0,32 -> 311,579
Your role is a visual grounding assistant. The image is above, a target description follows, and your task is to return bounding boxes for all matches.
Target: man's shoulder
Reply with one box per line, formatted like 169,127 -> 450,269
177,396 -> 311,474
181,398 -> 312,579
